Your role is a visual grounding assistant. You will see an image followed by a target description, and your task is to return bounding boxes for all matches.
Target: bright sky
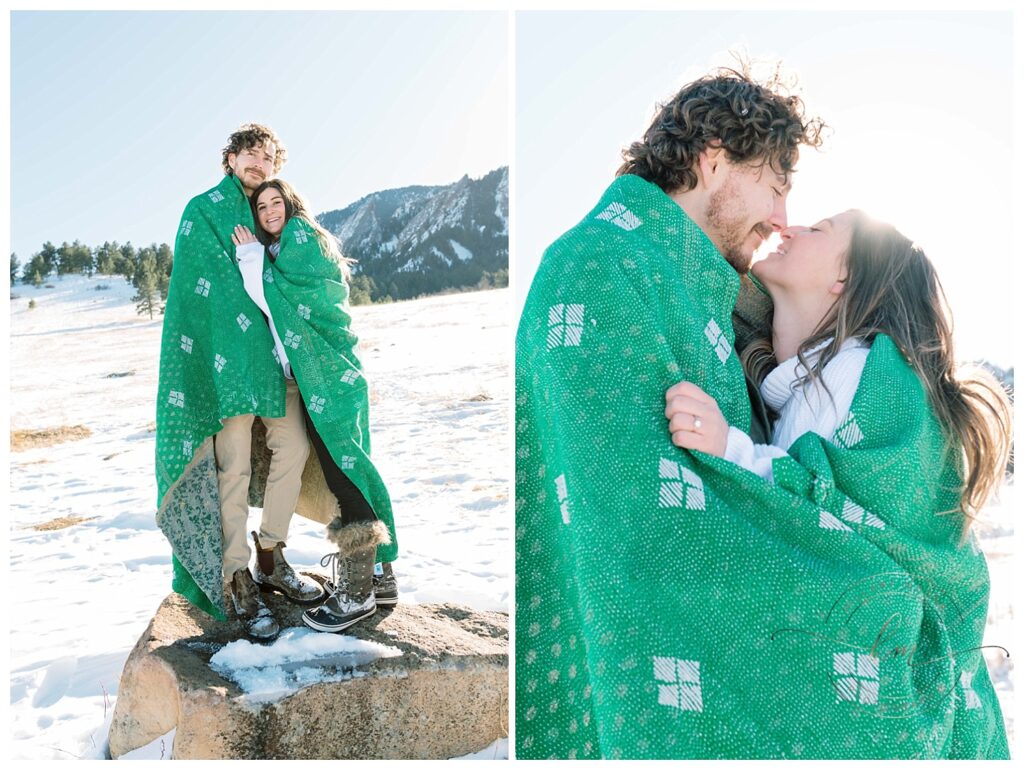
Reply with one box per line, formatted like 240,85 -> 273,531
10,10 -> 507,263
516,11 -> 1014,366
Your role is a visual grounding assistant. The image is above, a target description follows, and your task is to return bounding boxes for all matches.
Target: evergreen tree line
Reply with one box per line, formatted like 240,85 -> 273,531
11,241 -> 173,319
10,237 -> 509,317
345,267 -> 508,306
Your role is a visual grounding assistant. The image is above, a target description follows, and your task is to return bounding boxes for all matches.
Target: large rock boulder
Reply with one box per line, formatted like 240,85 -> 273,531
108,589 -> 508,759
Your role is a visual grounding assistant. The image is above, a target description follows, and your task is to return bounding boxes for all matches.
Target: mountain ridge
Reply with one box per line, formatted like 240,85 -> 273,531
317,167 -> 508,301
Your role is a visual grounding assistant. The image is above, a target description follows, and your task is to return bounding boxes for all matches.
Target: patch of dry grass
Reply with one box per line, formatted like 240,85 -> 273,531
29,515 -> 99,532
11,425 -> 92,451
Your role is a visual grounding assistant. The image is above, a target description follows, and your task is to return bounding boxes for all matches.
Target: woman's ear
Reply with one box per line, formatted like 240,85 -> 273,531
828,279 -> 847,296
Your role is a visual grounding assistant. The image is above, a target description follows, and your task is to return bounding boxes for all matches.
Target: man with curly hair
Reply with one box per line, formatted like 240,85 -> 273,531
156,124 -> 325,642
515,65 -> 826,758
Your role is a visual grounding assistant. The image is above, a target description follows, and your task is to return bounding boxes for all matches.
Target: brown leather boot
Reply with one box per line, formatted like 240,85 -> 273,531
230,567 -> 279,642
251,531 -> 326,605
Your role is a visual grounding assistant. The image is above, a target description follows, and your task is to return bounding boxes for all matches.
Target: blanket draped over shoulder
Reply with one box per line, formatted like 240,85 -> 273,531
514,175 -> 1007,759
261,217 -> 398,560
156,175 -> 350,619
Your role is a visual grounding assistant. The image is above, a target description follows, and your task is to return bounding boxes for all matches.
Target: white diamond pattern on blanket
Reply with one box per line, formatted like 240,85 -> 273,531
595,201 -> 643,231
168,390 -> 185,408
960,671 -> 982,710
194,278 -> 211,297
819,509 -> 852,531
833,652 -> 879,704
284,330 -> 302,349
547,304 -> 586,349
309,395 -> 326,414
236,313 -> 252,332
833,413 -> 865,448
214,353 -> 226,373
179,335 -> 193,354
207,190 -> 224,203
263,267 -> 274,283
340,368 -> 359,385
658,458 -> 705,510
703,318 -> 732,363
295,228 -> 308,244
182,439 -> 193,458
555,473 -> 571,525
297,304 -> 311,320
341,456 -> 356,470
179,220 -> 193,237
653,657 -> 703,712
271,347 -> 281,365
841,499 -> 885,529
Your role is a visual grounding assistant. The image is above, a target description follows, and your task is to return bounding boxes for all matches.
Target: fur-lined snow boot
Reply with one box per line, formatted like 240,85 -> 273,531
302,518 -> 391,633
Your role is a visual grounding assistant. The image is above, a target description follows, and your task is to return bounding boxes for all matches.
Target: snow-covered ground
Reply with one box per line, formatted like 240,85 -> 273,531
977,482 -> 1015,755
7,276 -> 511,760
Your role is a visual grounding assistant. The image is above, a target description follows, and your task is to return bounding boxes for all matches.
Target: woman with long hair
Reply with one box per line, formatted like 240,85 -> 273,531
231,178 -> 399,633
665,209 -> 1012,756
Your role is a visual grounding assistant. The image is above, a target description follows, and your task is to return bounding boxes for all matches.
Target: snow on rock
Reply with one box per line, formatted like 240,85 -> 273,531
209,627 -> 402,703
117,729 -> 175,760
449,239 -> 473,261
494,169 -> 509,235
452,738 -> 509,760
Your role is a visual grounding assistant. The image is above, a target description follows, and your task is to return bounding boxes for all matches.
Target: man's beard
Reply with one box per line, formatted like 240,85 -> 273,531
705,179 -> 760,274
240,168 -> 266,194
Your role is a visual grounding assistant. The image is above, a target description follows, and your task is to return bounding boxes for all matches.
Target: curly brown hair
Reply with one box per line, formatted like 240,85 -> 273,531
220,123 -> 288,176
618,62 -> 826,193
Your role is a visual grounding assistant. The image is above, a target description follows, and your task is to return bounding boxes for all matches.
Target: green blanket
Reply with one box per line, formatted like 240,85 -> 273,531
514,175 -> 1007,759
262,217 -> 398,561
156,173 -> 287,619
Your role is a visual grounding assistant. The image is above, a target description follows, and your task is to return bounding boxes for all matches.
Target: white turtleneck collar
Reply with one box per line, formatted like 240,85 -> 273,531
760,337 -> 865,412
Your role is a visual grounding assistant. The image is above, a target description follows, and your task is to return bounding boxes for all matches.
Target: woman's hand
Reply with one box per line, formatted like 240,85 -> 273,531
231,224 -> 258,246
664,381 -> 729,457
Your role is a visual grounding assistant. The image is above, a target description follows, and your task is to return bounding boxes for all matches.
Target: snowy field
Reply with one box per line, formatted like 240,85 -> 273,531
7,276 -> 511,760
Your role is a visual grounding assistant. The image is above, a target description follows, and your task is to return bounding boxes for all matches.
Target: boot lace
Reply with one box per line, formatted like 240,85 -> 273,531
320,552 -> 352,594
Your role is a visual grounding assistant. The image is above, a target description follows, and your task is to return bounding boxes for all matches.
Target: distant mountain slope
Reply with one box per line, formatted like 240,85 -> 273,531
317,167 -> 508,301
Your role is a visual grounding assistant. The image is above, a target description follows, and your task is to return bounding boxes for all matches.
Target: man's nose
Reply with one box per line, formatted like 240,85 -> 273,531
769,197 -> 788,232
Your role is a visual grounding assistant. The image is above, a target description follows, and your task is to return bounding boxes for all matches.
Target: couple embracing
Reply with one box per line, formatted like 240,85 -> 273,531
516,66 -> 1011,759
155,124 -> 398,641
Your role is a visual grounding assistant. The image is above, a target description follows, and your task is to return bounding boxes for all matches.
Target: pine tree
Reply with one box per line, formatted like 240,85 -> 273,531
349,274 -> 376,305
118,243 -> 137,283
95,241 -> 120,275
154,243 -> 173,300
10,253 -> 19,284
38,242 -> 58,277
133,255 -> 160,319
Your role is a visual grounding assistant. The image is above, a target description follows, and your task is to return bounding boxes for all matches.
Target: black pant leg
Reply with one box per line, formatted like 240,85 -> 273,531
300,393 -> 378,527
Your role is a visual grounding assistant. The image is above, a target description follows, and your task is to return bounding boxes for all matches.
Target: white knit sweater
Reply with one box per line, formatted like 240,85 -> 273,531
236,240 -> 293,379
723,338 -> 870,482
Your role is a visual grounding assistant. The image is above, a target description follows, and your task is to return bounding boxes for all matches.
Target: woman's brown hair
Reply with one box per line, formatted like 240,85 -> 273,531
743,211 -> 1012,536
250,179 -> 354,277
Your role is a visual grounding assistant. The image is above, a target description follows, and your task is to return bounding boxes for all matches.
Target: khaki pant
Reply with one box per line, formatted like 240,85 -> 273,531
215,378 -> 310,576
